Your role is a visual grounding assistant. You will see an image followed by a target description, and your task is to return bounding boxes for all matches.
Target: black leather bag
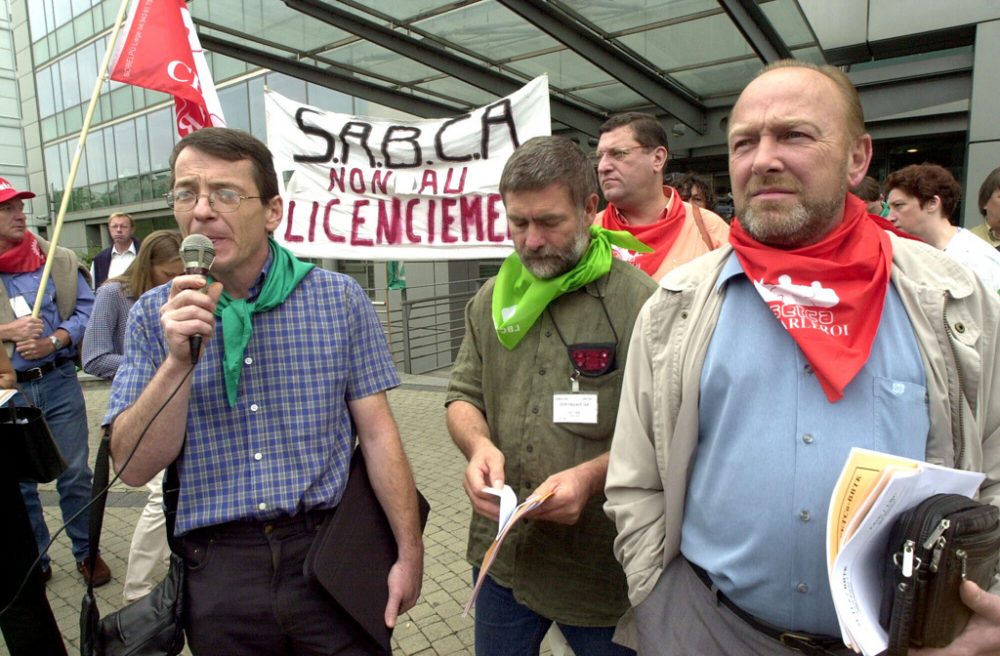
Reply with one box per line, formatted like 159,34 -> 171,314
880,493 -> 1000,655
1,403 -> 66,483
80,434 -> 184,656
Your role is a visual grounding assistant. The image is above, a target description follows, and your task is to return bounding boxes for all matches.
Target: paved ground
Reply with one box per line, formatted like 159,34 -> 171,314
5,371 -> 567,656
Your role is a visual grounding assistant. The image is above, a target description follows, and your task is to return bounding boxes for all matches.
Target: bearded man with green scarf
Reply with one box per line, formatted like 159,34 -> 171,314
104,128 -> 424,655
447,136 -> 657,656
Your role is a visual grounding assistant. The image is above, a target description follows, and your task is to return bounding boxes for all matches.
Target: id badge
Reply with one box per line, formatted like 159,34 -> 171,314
552,373 -> 598,424
10,295 -> 31,318
553,392 -> 598,424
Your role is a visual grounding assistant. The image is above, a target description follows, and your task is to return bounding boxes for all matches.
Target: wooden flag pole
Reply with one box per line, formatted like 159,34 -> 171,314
31,0 -> 133,316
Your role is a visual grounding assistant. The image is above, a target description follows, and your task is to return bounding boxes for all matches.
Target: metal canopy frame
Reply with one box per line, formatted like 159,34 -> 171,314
497,0 -> 707,134
281,0 -> 607,136
198,32 -> 464,117
715,0 -> 793,63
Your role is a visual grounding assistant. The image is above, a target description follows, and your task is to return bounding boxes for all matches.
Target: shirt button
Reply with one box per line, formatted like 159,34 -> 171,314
524,481 -> 532,489
539,368 -> 545,375
802,433 -> 815,444
544,330 -> 551,337
250,403 -> 259,412
796,582 -> 809,594
531,406 -> 539,414
254,452 -> 262,461
799,510 -> 811,522
258,502 -> 267,511
245,356 -> 253,365
526,444 -> 533,453
804,364 -> 814,374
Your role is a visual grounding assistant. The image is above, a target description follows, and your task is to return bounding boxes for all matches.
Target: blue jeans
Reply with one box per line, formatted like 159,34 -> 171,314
472,569 -> 634,656
18,361 -> 94,566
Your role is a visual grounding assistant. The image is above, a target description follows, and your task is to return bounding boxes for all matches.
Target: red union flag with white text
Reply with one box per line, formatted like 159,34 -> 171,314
110,0 -> 226,136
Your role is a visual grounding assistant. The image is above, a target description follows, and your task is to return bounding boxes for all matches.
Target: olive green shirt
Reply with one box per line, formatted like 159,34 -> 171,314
446,258 -> 657,626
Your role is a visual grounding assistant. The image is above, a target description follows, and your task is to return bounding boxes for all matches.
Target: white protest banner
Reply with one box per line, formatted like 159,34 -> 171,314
266,75 -> 551,260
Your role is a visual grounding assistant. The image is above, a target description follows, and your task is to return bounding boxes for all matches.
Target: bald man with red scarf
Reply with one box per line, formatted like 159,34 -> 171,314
605,62 -> 1000,656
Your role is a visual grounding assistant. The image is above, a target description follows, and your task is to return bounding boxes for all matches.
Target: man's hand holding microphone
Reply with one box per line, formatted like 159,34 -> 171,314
161,234 -> 221,366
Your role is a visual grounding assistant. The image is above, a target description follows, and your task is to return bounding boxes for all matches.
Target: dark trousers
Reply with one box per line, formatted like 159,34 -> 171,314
179,513 -> 376,656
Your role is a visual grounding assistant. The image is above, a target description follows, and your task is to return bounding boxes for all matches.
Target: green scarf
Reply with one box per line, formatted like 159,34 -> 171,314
491,225 -> 651,349
213,239 -> 315,406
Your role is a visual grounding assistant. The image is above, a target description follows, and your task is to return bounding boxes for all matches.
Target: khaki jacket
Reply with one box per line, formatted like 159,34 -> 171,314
604,233 -> 1000,644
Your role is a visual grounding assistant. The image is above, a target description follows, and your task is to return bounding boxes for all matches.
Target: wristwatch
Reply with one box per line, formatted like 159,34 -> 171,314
49,334 -> 63,351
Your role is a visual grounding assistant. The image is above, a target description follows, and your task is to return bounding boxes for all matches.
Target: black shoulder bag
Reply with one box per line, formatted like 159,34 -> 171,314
79,432 -> 185,656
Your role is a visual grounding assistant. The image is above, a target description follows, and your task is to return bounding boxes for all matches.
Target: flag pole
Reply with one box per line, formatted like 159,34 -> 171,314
32,0 -> 133,316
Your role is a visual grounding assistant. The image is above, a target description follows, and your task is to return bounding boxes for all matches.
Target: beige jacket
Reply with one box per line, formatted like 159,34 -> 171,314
604,233 -> 1000,644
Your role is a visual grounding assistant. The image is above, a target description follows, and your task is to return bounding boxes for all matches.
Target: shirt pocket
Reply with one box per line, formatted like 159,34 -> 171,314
560,368 -> 623,445
873,376 -> 930,458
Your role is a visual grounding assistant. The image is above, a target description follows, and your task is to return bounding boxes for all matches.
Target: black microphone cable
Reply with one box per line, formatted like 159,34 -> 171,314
0,363 -> 195,619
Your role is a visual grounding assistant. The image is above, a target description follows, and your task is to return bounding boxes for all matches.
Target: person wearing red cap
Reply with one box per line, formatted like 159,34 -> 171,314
0,177 -> 109,586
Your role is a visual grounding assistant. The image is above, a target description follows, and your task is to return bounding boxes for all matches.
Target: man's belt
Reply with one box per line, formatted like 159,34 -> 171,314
16,357 -> 74,383
689,560 -> 846,656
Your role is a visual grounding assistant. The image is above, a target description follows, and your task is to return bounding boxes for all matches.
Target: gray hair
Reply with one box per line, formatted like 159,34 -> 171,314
499,136 -> 596,212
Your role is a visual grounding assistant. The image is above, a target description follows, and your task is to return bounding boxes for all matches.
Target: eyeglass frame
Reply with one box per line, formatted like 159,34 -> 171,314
163,189 -> 264,213
589,144 -> 656,163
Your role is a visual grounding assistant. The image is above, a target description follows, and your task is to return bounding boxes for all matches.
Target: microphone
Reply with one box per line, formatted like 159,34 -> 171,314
180,234 -> 215,364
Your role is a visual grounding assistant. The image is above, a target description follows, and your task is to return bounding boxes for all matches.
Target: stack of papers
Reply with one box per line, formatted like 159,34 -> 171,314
463,484 -> 552,616
826,448 -> 984,655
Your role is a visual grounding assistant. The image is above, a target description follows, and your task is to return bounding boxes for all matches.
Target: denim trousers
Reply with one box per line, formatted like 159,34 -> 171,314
471,569 -> 635,656
18,360 -> 93,566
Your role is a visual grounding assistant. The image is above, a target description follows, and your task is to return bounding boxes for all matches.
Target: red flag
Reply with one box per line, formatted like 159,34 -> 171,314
110,0 -> 226,137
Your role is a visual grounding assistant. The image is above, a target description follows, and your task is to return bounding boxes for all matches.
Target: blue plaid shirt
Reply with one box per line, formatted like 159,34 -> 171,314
104,265 -> 400,535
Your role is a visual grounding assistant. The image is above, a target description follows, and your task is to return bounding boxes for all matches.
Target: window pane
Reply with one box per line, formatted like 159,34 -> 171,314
53,0 -> 71,28
135,115 -> 150,172
147,108 -> 173,171
55,22 -> 75,55
28,0 -> 48,42
248,76 -> 266,141
59,56 -> 81,107
36,66 -> 55,117
110,85 -> 133,115
102,125 -> 116,179
114,120 -> 138,177
218,84 -> 249,132
44,143 -> 64,190
76,42 -> 98,105
86,129 -> 105,183
264,73 -> 306,103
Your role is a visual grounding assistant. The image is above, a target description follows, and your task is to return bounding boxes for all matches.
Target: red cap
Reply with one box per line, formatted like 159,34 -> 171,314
0,178 -> 36,204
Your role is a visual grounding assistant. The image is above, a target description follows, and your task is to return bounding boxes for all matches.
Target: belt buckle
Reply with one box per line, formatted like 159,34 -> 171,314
23,366 -> 44,380
780,632 -> 821,654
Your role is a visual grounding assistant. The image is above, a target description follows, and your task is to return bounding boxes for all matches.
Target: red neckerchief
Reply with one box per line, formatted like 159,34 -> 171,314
729,194 -> 893,403
600,186 -> 686,277
0,232 -> 45,273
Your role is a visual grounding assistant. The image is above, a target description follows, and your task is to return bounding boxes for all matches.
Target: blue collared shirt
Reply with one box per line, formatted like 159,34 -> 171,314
681,253 -> 929,635
2,268 -> 93,370
104,265 -> 400,535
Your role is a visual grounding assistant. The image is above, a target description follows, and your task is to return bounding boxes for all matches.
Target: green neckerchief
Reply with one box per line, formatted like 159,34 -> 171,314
213,239 -> 315,406
491,225 -> 651,350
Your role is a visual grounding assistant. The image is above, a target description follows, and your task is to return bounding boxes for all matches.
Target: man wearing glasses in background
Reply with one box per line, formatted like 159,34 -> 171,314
104,128 -> 424,654
594,112 -> 729,281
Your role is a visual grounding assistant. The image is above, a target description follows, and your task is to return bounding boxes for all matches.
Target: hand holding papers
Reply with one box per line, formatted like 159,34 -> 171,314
826,448 -> 984,655
463,484 -> 553,616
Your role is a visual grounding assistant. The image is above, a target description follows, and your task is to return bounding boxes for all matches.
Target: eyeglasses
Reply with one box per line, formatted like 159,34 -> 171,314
164,189 -> 263,212
590,145 -> 654,163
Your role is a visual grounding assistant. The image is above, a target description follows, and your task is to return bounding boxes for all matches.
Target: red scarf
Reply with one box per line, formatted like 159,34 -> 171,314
730,194 -> 893,403
600,186 -> 685,277
0,232 -> 45,273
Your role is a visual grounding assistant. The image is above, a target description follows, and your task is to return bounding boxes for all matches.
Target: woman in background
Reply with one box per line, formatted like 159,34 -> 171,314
81,229 -> 182,602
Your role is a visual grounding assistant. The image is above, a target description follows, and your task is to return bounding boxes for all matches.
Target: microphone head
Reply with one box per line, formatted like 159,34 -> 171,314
180,234 -> 215,272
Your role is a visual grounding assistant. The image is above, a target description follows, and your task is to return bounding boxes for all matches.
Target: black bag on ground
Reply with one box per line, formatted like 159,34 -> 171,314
80,433 -> 184,656
880,493 -> 1000,655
